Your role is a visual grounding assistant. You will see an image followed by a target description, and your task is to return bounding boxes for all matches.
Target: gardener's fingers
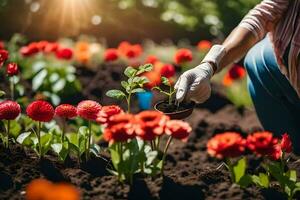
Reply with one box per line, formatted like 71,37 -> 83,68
175,76 -> 189,103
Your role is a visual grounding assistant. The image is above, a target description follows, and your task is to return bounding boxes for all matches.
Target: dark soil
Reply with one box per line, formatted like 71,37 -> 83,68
0,66 -> 298,200
155,100 -> 194,113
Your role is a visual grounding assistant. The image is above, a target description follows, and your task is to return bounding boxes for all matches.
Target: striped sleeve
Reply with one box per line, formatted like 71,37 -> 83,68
238,0 -> 290,40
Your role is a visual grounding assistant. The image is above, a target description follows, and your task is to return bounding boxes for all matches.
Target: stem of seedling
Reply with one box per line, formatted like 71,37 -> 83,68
10,76 -> 15,100
86,120 -> 92,161
127,92 -> 132,113
161,136 -> 173,175
118,142 -> 123,181
156,136 -> 161,151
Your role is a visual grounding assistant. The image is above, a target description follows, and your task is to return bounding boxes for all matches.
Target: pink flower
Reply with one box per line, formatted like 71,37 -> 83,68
77,100 -> 102,121
165,120 -> 192,142
96,105 -> 123,126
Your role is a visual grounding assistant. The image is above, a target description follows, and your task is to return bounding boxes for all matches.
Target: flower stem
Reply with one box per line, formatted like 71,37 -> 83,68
37,122 -> 42,159
127,92 -> 132,113
61,118 -> 66,144
86,121 -> 92,161
161,136 -> 172,175
5,120 -> 10,149
10,76 -> 15,101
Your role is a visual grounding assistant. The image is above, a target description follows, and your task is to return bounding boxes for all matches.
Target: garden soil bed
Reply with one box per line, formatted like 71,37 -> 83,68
1,66 -> 300,200
2,100 -> 300,200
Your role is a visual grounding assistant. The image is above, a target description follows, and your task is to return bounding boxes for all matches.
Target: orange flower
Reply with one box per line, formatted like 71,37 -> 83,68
135,111 -> 169,141
197,40 -> 212,51
174,48 -> 193,65
281,133 -> 292,153
207,132 -> 246,159
142,71 -> 161,89
246,131 -> 279,156
103,113 -> 135,143
76,52 -> 90,64
26,179 -> 80,200
165,120 -> 192,142
96,105 -> 123,126
75,41 -> 90,52
222,64 -> 246,86
118,41 -> 143,59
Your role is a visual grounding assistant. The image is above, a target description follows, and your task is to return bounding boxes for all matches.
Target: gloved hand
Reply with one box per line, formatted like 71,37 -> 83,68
174,62 -> 214,103
174,44 -> 226,103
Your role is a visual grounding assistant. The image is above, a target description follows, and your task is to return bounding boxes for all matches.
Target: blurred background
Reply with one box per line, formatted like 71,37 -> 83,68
0,0 -> 259,45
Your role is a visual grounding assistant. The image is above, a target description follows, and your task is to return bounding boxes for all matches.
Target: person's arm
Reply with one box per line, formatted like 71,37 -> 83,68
175,0 -> 290,103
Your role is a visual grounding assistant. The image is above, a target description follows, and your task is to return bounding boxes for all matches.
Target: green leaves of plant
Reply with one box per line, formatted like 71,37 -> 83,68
252,173 -> 269,188
233,157 -> 246,183
161,77 -> 171,86
106,90 -> 126,100
0,90 -> 5,97
124,67 -> 137,78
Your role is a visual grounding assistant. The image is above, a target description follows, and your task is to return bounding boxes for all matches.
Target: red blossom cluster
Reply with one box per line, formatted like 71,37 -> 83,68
104,48 -> 119,62
0,49 -> 9,67
174,48 -> 193,65
103,110 -> 192,144
223,64 -> 246,86
207,131 -> 293,160
197,40 -> 212,52
20,41 -> 73,60
118,41 -> 143,59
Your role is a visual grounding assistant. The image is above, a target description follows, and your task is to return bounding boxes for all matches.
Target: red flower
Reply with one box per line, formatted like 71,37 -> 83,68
77,100 -> 102,121
20,43 -> 40,57
56,48 -> 73,60
96,105 -> 123,126
0,100 -> 21,120
160,63 -> 175,78
36,41 -> 49,51
103,113 -> 135,143
135,111 -> 169,141
104,48 -> 119,62
118,41 -> 143,59
26,100 -> 54,122
0,49 -> 9,67
197,40 -> 212,51
6,63 -> 19,76
143,71 -> 161,89
145,55 -> 158,64
55,104 -> 77,119
269,144 -> 282,160
207,132 -> 246,159
222,64 -> 246,86
44,42 -> 60,53
281,133 -> 292,153
174,48 -> 193,65
246,131 -> 278,156
165,120 -> 192,142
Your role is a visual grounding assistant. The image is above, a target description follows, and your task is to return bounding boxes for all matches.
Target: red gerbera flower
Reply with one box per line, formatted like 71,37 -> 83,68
222,64 -> 246,86
96,105 -> 123,126
197,40 -> 212,52
36,41 -> 49,51
44,42 -> 60,53
0,49 -> 9,67
246,131 -> 278,156
103,113 -> 135,144
281,133 -> 292,153
104,48 -> 119,62
135,111 -> 169,141
174,48 -> 193,65
145,55 -> 158,65
269,144 -> 282,161
26,100 -> 54,122
118,41 -> 143,59
56,48 -> 73,60
6,63 -> 19,76
55,104 -> 77,119
160,63 -> 175,78
207,132 -> 246,159
77,100 -> 102,121
0,100 -> 21,120
165,120 -> 192,142
20,43 -> 40,57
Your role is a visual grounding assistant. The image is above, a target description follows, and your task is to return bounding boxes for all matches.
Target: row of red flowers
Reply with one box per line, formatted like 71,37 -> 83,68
207,131 -> 292,160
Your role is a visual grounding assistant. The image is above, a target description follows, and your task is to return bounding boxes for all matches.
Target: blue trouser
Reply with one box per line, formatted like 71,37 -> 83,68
244,36 -> 300,153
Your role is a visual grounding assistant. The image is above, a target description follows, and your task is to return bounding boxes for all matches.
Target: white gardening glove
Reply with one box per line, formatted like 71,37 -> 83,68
175,45 -> 226,103
174,63 -> 213,103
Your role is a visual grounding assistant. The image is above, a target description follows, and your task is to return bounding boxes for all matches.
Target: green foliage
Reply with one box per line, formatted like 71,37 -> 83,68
153,77 -> 175,105
106,64 -> 152,112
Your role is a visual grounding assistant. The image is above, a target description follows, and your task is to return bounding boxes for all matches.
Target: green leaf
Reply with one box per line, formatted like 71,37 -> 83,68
161,77 -> 171,86
40,133 -> 53,155
137,64 -> 153,75
109,143 -> 120,170
259,173 -> 270,188
79,126 -> 89,137
121,81 -> 129,89
0,90 -> 5,97
131,88 -> 146,93
32,69 -> 47,91
16,132 -> 32,146
287,170 -> 297,182
52,79 -> 66,92
124,67 -> 137,77
238,174 -> 253,188
90,143 -> 101,157
233,157 -> 246,183
106,90 -> 126,100
51,143 -> 69,161
9,120 -> 22,139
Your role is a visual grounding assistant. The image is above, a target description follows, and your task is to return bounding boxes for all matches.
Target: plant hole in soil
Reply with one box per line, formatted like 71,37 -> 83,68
154,100 -> 195,119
